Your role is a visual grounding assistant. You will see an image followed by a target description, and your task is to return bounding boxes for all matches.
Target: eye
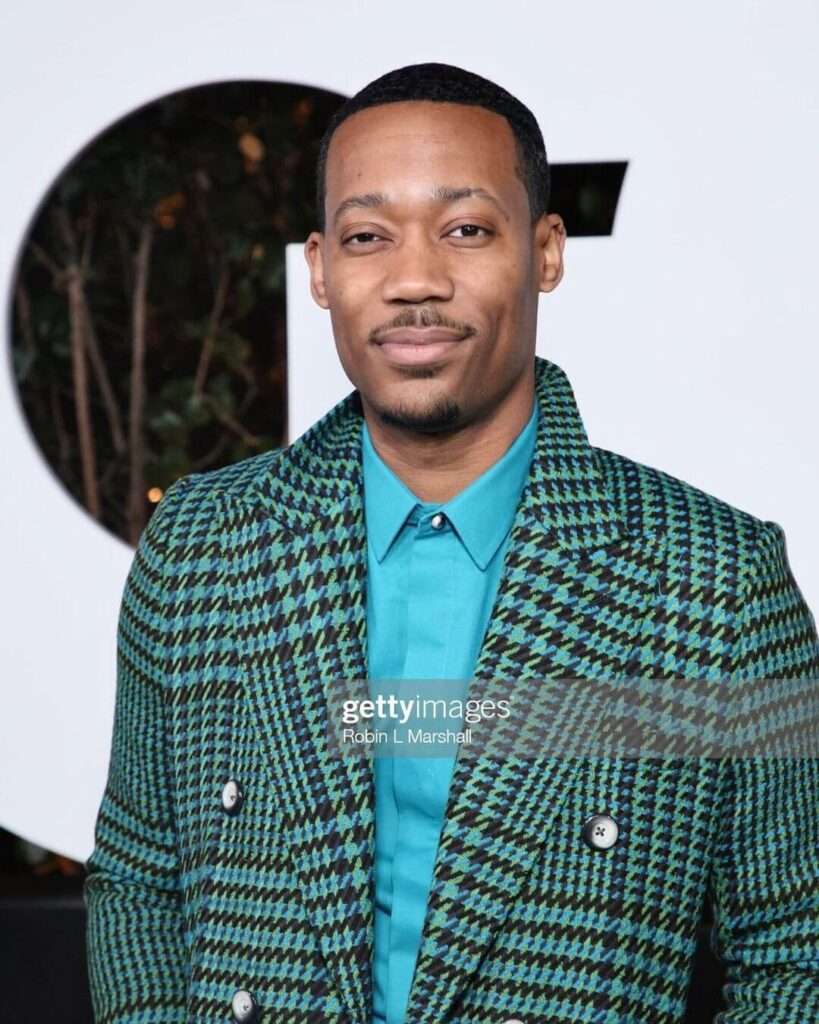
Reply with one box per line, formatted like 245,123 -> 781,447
447,224 -> 493,239
342,232 -> 384,246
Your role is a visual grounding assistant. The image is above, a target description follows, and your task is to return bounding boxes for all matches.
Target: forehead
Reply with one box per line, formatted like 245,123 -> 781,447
325,101 -> 523,205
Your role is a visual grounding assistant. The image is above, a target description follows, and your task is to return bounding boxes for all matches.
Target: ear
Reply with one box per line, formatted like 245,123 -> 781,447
304,231 -> 330,309
534,213 -> 566,294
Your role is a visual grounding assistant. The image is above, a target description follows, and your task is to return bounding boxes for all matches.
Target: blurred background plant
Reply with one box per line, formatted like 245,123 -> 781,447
10,80 -> 344,545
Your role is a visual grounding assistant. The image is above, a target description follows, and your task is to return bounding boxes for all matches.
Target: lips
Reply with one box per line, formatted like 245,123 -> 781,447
375,327 -> 469,367
377,328 -> 467,345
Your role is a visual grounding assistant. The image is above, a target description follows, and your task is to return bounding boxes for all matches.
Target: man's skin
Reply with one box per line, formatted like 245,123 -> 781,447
304,100 -> 567,504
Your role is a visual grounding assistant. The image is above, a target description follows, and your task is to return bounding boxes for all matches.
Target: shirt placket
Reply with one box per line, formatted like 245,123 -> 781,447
386,508 -> 457,1024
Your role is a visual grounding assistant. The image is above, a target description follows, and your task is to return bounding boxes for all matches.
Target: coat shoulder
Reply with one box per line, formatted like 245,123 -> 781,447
592,444 -> 774,584
159,448 -> 283,515
142,450 -> 286,563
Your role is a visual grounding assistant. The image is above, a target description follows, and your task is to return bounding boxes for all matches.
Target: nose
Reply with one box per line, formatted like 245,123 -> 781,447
381,234 -> 455,305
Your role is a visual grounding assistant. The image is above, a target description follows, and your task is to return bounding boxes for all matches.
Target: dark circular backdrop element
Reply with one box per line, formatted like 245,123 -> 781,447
8,80 -> 345,545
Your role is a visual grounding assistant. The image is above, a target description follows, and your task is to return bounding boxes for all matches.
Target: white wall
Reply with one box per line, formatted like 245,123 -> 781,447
1,0 -> 817,860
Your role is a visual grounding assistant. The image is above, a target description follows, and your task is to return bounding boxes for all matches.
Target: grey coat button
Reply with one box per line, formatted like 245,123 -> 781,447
221,779 -> 244,816
231,988 -> 259,1022
581,813 -> 619,850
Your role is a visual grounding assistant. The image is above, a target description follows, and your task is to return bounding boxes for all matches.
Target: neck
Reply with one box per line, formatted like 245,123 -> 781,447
360,368 -> 535,504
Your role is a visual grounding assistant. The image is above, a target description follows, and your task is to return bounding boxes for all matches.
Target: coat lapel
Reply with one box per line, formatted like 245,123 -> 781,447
232,356 -> 664,1024
227,389 -> 373,1023
403,473 -> 663,1021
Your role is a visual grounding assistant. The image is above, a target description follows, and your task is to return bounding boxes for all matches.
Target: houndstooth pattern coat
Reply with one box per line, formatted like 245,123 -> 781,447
84,355 -> 819,1023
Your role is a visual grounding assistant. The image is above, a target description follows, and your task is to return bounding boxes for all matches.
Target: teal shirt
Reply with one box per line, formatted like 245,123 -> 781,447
362,397 -> 539,1024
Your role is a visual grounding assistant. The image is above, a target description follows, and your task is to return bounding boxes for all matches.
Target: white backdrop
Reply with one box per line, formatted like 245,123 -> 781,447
1,0 -> 817,861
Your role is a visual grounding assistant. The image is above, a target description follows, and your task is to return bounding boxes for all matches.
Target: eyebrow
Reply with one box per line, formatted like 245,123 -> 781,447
331,185 -> 510,227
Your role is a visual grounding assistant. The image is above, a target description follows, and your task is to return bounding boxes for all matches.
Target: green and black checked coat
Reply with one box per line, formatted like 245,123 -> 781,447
85,355 -> 819,1024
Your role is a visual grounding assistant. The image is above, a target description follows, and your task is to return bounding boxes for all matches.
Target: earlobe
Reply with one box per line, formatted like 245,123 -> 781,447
304,233 -> 330,310
542,258 -> 564,291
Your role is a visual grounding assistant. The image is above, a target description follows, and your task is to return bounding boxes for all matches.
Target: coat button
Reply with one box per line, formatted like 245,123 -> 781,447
581,813 -> 619,850
221,779 -> 244,816
230,988 -> 259,1022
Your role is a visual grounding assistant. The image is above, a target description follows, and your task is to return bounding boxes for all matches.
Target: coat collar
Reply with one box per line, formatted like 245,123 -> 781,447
248,354 -> 625,551
230,354 -> 664,1024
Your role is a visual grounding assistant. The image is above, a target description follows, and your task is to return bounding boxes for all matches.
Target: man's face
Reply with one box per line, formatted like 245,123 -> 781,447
304,100 -> 565,434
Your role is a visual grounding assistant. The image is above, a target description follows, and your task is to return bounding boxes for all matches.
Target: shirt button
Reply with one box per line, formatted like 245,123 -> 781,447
430,512 -> 445,529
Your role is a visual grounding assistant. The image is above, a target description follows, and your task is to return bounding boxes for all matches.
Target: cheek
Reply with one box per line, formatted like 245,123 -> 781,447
461,257 -> 528,322
468,243 -> 529,292
326,279 -> 379,351
325,284 -> 356,334
327,268 -> 375,321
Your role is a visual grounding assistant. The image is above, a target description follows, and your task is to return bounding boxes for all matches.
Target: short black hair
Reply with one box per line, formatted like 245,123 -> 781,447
315,62 -> 550,232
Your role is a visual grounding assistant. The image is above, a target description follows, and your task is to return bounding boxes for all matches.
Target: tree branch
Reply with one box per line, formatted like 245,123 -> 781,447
66,264 -> 100,519
127,221 -> 154,545
193,259 -> 231,397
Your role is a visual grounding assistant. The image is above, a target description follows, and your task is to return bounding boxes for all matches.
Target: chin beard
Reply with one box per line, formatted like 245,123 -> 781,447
377,392 -> 461,434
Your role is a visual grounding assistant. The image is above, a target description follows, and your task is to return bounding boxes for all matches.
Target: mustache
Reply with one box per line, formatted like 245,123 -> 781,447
369,307 -> 477,343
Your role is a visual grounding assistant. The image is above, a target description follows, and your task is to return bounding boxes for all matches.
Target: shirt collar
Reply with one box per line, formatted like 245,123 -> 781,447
362,397 -> 539,570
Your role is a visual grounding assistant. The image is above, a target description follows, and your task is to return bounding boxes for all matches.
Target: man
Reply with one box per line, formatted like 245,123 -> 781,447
85,63 -> 819,1024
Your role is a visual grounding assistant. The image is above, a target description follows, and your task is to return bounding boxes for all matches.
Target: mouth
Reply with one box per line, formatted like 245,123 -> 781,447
375,327 -> 469,367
